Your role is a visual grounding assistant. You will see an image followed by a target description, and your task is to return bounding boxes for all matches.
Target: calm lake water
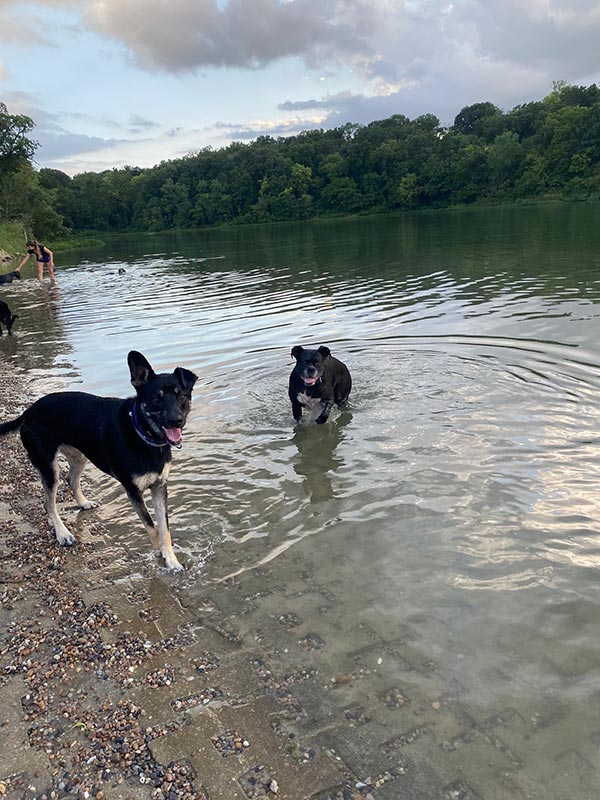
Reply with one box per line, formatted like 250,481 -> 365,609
3,202 -> 600,797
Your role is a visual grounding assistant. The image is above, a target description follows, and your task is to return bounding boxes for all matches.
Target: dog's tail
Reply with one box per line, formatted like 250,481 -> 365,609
0,415 -> 24,437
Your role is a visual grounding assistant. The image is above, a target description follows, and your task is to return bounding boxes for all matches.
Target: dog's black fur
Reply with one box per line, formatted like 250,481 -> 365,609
0,351 -> 198,571
0,270 -> 21,285
289,345 -> 352,424
0,300 -> 17,336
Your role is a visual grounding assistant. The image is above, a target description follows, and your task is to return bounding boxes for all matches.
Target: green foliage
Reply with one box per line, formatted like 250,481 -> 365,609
0,163 -> 65,239
3,83 -> 600,237
0,220 -> 28,257
0,103 -> 38,183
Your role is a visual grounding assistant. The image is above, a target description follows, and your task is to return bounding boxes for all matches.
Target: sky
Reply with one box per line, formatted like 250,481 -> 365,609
1,0 -> 600,176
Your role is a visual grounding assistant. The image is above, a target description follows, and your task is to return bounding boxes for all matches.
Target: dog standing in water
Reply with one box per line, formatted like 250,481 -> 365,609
0,270 -> 22,285
0,351 -> 197,571
289,345 -> 352,424
0,300 -> 18,335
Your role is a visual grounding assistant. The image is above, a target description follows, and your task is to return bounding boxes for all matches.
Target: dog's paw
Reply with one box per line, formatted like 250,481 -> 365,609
57,531 -> 76,546
315,416 -> 328,425
161,547 -> 184,572
79,500 -> 99,510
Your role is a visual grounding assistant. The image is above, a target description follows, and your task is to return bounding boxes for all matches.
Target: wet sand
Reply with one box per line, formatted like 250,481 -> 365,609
0,360 -> 348,800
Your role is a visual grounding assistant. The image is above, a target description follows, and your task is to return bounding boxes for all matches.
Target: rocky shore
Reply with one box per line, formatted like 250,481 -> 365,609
0,360 -> 348,800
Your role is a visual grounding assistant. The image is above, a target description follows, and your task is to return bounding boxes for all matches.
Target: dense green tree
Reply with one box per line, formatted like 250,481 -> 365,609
0,103 -> 38,187
453,101 -> 504,141
4,82 -> 600,237
0,163 -> 64,238
487,132 -> 526,193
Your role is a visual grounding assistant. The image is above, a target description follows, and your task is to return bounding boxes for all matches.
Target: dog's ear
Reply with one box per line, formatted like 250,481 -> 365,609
318,346 -> 331,359
128,351 -> 157,388
174,367 -> 198,392
291,345 -> 303,361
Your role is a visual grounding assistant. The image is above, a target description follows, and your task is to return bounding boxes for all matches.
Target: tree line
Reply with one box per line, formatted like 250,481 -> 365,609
1,81 -> 600,240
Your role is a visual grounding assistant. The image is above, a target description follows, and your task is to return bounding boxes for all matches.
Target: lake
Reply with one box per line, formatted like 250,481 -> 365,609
3,202 -> 600,798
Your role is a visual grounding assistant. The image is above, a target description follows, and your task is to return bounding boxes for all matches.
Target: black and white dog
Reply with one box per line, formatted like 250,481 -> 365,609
0,270 -> 21,285
0,351 -> 197,571
289,345 -> 352,424
0,300 -> 17,336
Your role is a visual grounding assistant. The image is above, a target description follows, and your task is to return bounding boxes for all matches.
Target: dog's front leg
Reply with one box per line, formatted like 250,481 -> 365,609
291,399 -> 303,422
126,486 -> 160,551
149,481 -> 183,572
315,400 -> 333,425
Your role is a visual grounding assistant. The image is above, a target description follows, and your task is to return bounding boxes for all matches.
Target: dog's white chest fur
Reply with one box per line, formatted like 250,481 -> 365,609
133,464 -> 170,491
297,391 -> 322,409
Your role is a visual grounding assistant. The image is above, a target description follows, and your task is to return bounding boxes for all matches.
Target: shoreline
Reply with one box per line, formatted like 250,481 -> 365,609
0,358 -> 347,800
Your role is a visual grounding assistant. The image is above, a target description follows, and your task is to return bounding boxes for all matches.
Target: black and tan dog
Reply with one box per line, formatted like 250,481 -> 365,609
0,300 -> 17,336
0,351 -> 197,571
0,269 -> 21,285
289,345 -> 352,424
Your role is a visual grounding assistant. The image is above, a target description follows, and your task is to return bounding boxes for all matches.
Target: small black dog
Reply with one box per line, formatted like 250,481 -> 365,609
0,270 -> 21,285
289,345 -> 352,424
0,300 -> 17,336
0,351 -> 198,571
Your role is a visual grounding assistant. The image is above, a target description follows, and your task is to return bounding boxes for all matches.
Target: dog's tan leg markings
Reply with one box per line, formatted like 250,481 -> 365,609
42,457 -> 76,546
130,466 -> 181,570
126,487 -> 161,550
150,480 -> 182,572
60,446 -> 98,510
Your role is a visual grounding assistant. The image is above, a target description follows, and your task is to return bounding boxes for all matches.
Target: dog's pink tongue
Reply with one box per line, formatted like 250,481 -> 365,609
163,427 -> 182,445
303,376 -> 318,385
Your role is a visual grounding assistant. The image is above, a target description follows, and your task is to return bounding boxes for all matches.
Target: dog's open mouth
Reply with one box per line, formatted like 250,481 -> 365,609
302,376 -> 319,386
163,427 -> 183,446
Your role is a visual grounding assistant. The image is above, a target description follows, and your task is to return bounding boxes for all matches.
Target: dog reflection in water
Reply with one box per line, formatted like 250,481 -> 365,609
292,411 -> 352,502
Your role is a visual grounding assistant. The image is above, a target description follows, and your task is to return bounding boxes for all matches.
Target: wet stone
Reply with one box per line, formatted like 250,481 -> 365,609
238,765 -> 276,798
278,613 -> 303,629
138,607 -> 162,622
193,652 -> 220,674
343,705 -> 371,726
299,633 -> 326,651
145,664 -> 177,688
127,590 -> 150,605
211,729 -> 250,757
379,687 -> 410,709
171,686 -> 228,711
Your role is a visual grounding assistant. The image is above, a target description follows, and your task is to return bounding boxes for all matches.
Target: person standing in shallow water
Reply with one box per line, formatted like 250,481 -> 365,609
16,240 -> 56,282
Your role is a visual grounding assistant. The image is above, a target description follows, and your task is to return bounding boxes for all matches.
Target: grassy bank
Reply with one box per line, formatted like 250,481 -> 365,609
0,221 -> 28,259
0,222 -> 104,262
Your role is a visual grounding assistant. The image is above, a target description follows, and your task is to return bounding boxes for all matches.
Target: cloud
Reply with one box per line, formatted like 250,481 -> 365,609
214,115 -> 326,140
465,0 -> 600,77
80,0 -> 375,73
3,0 -> 600,175
35,131 -> 128,161
128,113 -> 160,133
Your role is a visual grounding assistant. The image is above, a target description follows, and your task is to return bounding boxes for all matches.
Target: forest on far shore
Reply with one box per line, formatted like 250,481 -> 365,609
1,80 -> 600,241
